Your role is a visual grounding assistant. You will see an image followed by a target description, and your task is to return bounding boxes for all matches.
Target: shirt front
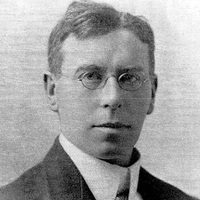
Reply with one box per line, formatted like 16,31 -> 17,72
59,133 -> 143,200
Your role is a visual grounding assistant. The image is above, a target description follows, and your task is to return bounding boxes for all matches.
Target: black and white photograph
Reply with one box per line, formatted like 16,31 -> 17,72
0,0 -> 200,199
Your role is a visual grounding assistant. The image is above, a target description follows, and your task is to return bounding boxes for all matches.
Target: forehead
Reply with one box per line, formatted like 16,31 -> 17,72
61,29 -> 149,73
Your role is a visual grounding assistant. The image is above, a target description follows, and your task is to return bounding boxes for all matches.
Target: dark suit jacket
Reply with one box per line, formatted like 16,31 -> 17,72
0,137 -> 198,200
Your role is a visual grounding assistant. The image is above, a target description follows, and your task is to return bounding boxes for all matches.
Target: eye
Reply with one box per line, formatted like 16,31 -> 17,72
120,73 -> 140,83
83,71 -> 102,81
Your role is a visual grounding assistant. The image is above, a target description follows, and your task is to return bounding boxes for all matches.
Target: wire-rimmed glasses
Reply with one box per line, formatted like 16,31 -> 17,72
77,71 -> 149,91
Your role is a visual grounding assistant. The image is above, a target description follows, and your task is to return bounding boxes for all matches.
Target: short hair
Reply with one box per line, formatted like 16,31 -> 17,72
48,0 -> 155,79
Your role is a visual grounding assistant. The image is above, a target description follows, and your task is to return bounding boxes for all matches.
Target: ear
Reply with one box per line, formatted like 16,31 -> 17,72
44,71 -> 59,112
147,74 -> 158,115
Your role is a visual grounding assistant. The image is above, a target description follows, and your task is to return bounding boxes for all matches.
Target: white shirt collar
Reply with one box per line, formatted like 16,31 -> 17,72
59,133 -> 142,200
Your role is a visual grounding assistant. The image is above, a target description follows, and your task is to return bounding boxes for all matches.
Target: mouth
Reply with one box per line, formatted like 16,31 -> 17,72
93,122 -> 132,129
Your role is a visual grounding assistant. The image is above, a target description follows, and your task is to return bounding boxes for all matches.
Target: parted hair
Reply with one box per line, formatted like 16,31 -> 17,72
48,0 -> 155,79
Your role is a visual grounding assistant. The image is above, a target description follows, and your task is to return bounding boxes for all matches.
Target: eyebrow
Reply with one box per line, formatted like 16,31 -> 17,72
116,66 -> 145,75
75,64 -> 145,75
75,65 -> 106,74
122,65 -> 144,71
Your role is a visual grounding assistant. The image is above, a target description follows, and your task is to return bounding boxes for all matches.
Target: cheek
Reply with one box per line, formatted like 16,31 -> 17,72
128,86 -> 152,113
126,99 -> 150,123
57,84 -> 97,122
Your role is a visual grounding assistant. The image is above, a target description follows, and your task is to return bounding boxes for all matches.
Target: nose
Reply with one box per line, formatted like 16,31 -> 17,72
99,76 -> 123,110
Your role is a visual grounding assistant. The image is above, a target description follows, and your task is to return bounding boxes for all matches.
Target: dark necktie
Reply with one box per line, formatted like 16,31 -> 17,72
115,168 -> 130,200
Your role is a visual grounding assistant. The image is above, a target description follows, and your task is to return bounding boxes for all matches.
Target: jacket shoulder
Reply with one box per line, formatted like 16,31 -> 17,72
138,167 -> 198,200
0,162 -> 48,200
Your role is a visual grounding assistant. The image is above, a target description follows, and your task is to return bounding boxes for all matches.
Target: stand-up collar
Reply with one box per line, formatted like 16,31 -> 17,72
59,133 -> 142,200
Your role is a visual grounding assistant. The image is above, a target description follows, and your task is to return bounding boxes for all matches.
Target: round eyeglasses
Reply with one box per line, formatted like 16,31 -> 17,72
77,71 -> 149,91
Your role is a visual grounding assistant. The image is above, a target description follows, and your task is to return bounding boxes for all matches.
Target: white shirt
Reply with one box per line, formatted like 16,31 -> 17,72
59,133 -> 143,200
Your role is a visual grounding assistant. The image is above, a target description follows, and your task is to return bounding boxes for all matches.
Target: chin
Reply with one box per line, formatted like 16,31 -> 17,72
94,142 -> 126,162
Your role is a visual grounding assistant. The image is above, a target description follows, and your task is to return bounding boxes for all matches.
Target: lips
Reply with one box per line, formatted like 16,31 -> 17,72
93,122 -> 131,129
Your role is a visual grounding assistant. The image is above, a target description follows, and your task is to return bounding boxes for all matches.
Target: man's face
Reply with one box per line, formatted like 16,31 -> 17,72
50,29 -> 155,166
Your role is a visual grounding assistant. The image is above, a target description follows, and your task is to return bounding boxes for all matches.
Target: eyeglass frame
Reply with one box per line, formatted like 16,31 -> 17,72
74,71 -> 149,91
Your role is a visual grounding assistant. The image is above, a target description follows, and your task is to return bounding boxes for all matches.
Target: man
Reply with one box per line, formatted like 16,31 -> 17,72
0,0 -> 198,199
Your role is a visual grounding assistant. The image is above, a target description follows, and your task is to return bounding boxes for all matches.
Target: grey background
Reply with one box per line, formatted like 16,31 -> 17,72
0,0 -> 200,198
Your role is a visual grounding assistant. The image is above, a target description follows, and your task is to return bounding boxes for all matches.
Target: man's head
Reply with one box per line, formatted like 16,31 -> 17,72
44,0 -> 157,166
47,0 -> 156,79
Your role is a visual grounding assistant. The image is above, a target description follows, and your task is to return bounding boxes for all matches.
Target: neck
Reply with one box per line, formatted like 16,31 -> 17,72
100,148 -> 140,167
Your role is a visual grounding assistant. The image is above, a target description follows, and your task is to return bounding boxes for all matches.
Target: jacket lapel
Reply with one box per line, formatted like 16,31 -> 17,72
43,137 -> 165,200
42,136 -> 95,200
137,167 -> 191,200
